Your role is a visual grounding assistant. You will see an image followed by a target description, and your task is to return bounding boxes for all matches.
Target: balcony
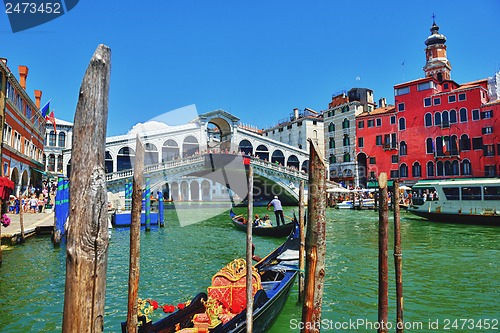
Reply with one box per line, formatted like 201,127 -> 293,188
383,143 -> 398,151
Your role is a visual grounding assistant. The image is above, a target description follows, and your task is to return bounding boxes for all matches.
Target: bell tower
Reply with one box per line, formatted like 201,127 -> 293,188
423,16 -> 452,82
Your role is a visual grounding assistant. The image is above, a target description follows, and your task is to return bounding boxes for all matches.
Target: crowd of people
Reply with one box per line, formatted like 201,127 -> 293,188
8,182 -> 57,214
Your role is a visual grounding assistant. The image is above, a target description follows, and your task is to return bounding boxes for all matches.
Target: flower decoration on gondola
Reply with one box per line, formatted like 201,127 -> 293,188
1,214 -> 11,227
137,298 -> 190,324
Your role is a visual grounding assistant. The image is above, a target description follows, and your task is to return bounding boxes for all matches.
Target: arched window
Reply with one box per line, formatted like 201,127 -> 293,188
271,150 -> 285,165
342,118 -> 350,129
343,135 -> 350,146
287,155 -> 300,169
434,112 -> 442,126
398,117 -> 406,131
117,146 -> 135,171
424,113 -> 432,127
255,145 -> 269,161
329,138 -> 335,149
162,139 -> 179,161
48,154 -> 55,172
144,143 -> 159,165
449,109 -> 457,123
427,161 -> 435,177
426,138 -> 434,154
451,160 -> 459,175
459,134 -> 470,151
49,131 -> 56,146
459,108 -> 468,122
105,151 -> 113,173
442,110 -> 449,126
450,135 -> 459,155
399,163 -> 408,178
58,132 -> 66,148
436,161 -> 444,176
238,139 -> 253,155
329,154 -> 336,164
461,159 -> 472,175
183,136 -> 199,157
343,153 -> 351,162
328,122 -> 335,132
444,161 -> 452,176
57,155 -> 63,172
399,141 -> 407,156
412,162 -> 421,178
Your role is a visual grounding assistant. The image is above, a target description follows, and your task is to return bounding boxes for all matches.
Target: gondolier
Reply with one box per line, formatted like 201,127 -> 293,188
267,196 -> 285,226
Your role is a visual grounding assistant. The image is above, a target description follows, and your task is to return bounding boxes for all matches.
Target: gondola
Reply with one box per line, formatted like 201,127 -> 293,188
229,209 -> 294,238
121,216 -> 300,333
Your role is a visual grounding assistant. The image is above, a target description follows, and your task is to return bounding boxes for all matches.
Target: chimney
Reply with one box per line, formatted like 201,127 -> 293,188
293,108 -> 299,120
379,97 -> 387,108
34,90 -> 42,109
18,65 -> 29,89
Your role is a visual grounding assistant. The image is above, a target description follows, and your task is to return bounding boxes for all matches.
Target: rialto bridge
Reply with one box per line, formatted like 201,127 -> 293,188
100,109 -> 313,206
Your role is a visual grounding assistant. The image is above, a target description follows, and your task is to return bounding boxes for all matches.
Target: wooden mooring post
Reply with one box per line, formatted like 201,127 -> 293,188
393,180 -> 404,332
301,139 -> 326,333
62,44 -> 111,333
378,173 -> 389,333
298,180 -> 305,303
19,203 -> 25,243
245,164 -> 254,333
127,137 -> 145,333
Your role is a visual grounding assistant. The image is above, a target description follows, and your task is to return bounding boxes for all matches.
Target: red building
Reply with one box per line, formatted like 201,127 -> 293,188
356,21 -> 500,186
0,58 -> 46,196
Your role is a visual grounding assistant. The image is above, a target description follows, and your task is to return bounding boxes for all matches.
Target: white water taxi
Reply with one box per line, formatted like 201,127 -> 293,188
407,178 -> 500,225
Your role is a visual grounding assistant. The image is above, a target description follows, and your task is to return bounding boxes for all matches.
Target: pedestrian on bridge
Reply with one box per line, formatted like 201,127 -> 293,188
267,196 -> 285,226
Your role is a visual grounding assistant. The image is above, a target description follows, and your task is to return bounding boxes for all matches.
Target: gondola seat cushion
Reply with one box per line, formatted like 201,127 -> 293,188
193,258 -> 262,328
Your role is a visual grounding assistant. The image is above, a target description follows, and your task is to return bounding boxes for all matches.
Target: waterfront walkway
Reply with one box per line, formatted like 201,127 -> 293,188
1,211 -> 54,245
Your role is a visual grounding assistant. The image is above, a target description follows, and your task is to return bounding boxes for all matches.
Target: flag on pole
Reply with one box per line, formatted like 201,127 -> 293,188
40,101 -> 50,118
442,136 -> 448,155
46,111 -> 57,134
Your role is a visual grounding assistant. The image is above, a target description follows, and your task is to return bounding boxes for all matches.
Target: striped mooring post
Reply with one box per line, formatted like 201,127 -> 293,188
53,176 -> 70,246
158,191 -> 164,227
125,182 -> 132,211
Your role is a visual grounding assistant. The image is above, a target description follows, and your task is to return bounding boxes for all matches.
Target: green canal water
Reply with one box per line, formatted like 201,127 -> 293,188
0,207 -> 498,332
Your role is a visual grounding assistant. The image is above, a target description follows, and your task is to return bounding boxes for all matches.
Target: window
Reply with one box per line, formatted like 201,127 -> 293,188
427,161 -> 435,177
399,164 -> 408,178
369,157 -> 376,164
458,93 -> 466,101
329,154 -> 336,164
58,132 -> 66,147
460,134 -> 471,151
399,141 -> 407,156
443,187 -> 460,200
412,162 -> 422,177
426,138 -> 434,154
449,110 -> 457,123
329,138 -> 335,149
398,117 -> 406,131
472,137 -> 483,150
425,113 -> 432,126
48,154 -> 55,172
472,109 -> 480,120
376,135 -> 382,146
343,135 -> 350,146
448,95 -> 456,103
357,121 -> 364,129
481,110 -> 493,119
390,115 -> 396,124
461,187 -> 482,200
342,106 -> 349,113
14,132 -> 21,151
328,122 -> 335,132
484,186 -> 500,200
443,83 -> 449,89
482,127 -> 493,135
418,81 -> 433,91
461,160 -> 472,175
343,153 -> 351,162
397,103 -> 405,112
342,118 -> 350,129
459,108 -> 468,122
424,97 -> 432,107
367,119 -> 374,127
395,87 -> 409,96
434,112 -> 442,126
485,165 -> 497,177
484,144 -> 495,156
390,170 -> 399,178
376,118 -> 382,127
391,155 -> 398,163
433,97 -> 441,106
358,137 -> 364,148
3,124 -> 12,145
441,110 -> 449,128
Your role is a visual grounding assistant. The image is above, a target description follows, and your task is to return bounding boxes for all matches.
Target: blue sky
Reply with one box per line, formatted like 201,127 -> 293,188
2,0 -> 499,136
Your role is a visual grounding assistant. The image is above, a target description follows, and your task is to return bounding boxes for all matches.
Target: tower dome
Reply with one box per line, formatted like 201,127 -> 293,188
425,22 -> 447,46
